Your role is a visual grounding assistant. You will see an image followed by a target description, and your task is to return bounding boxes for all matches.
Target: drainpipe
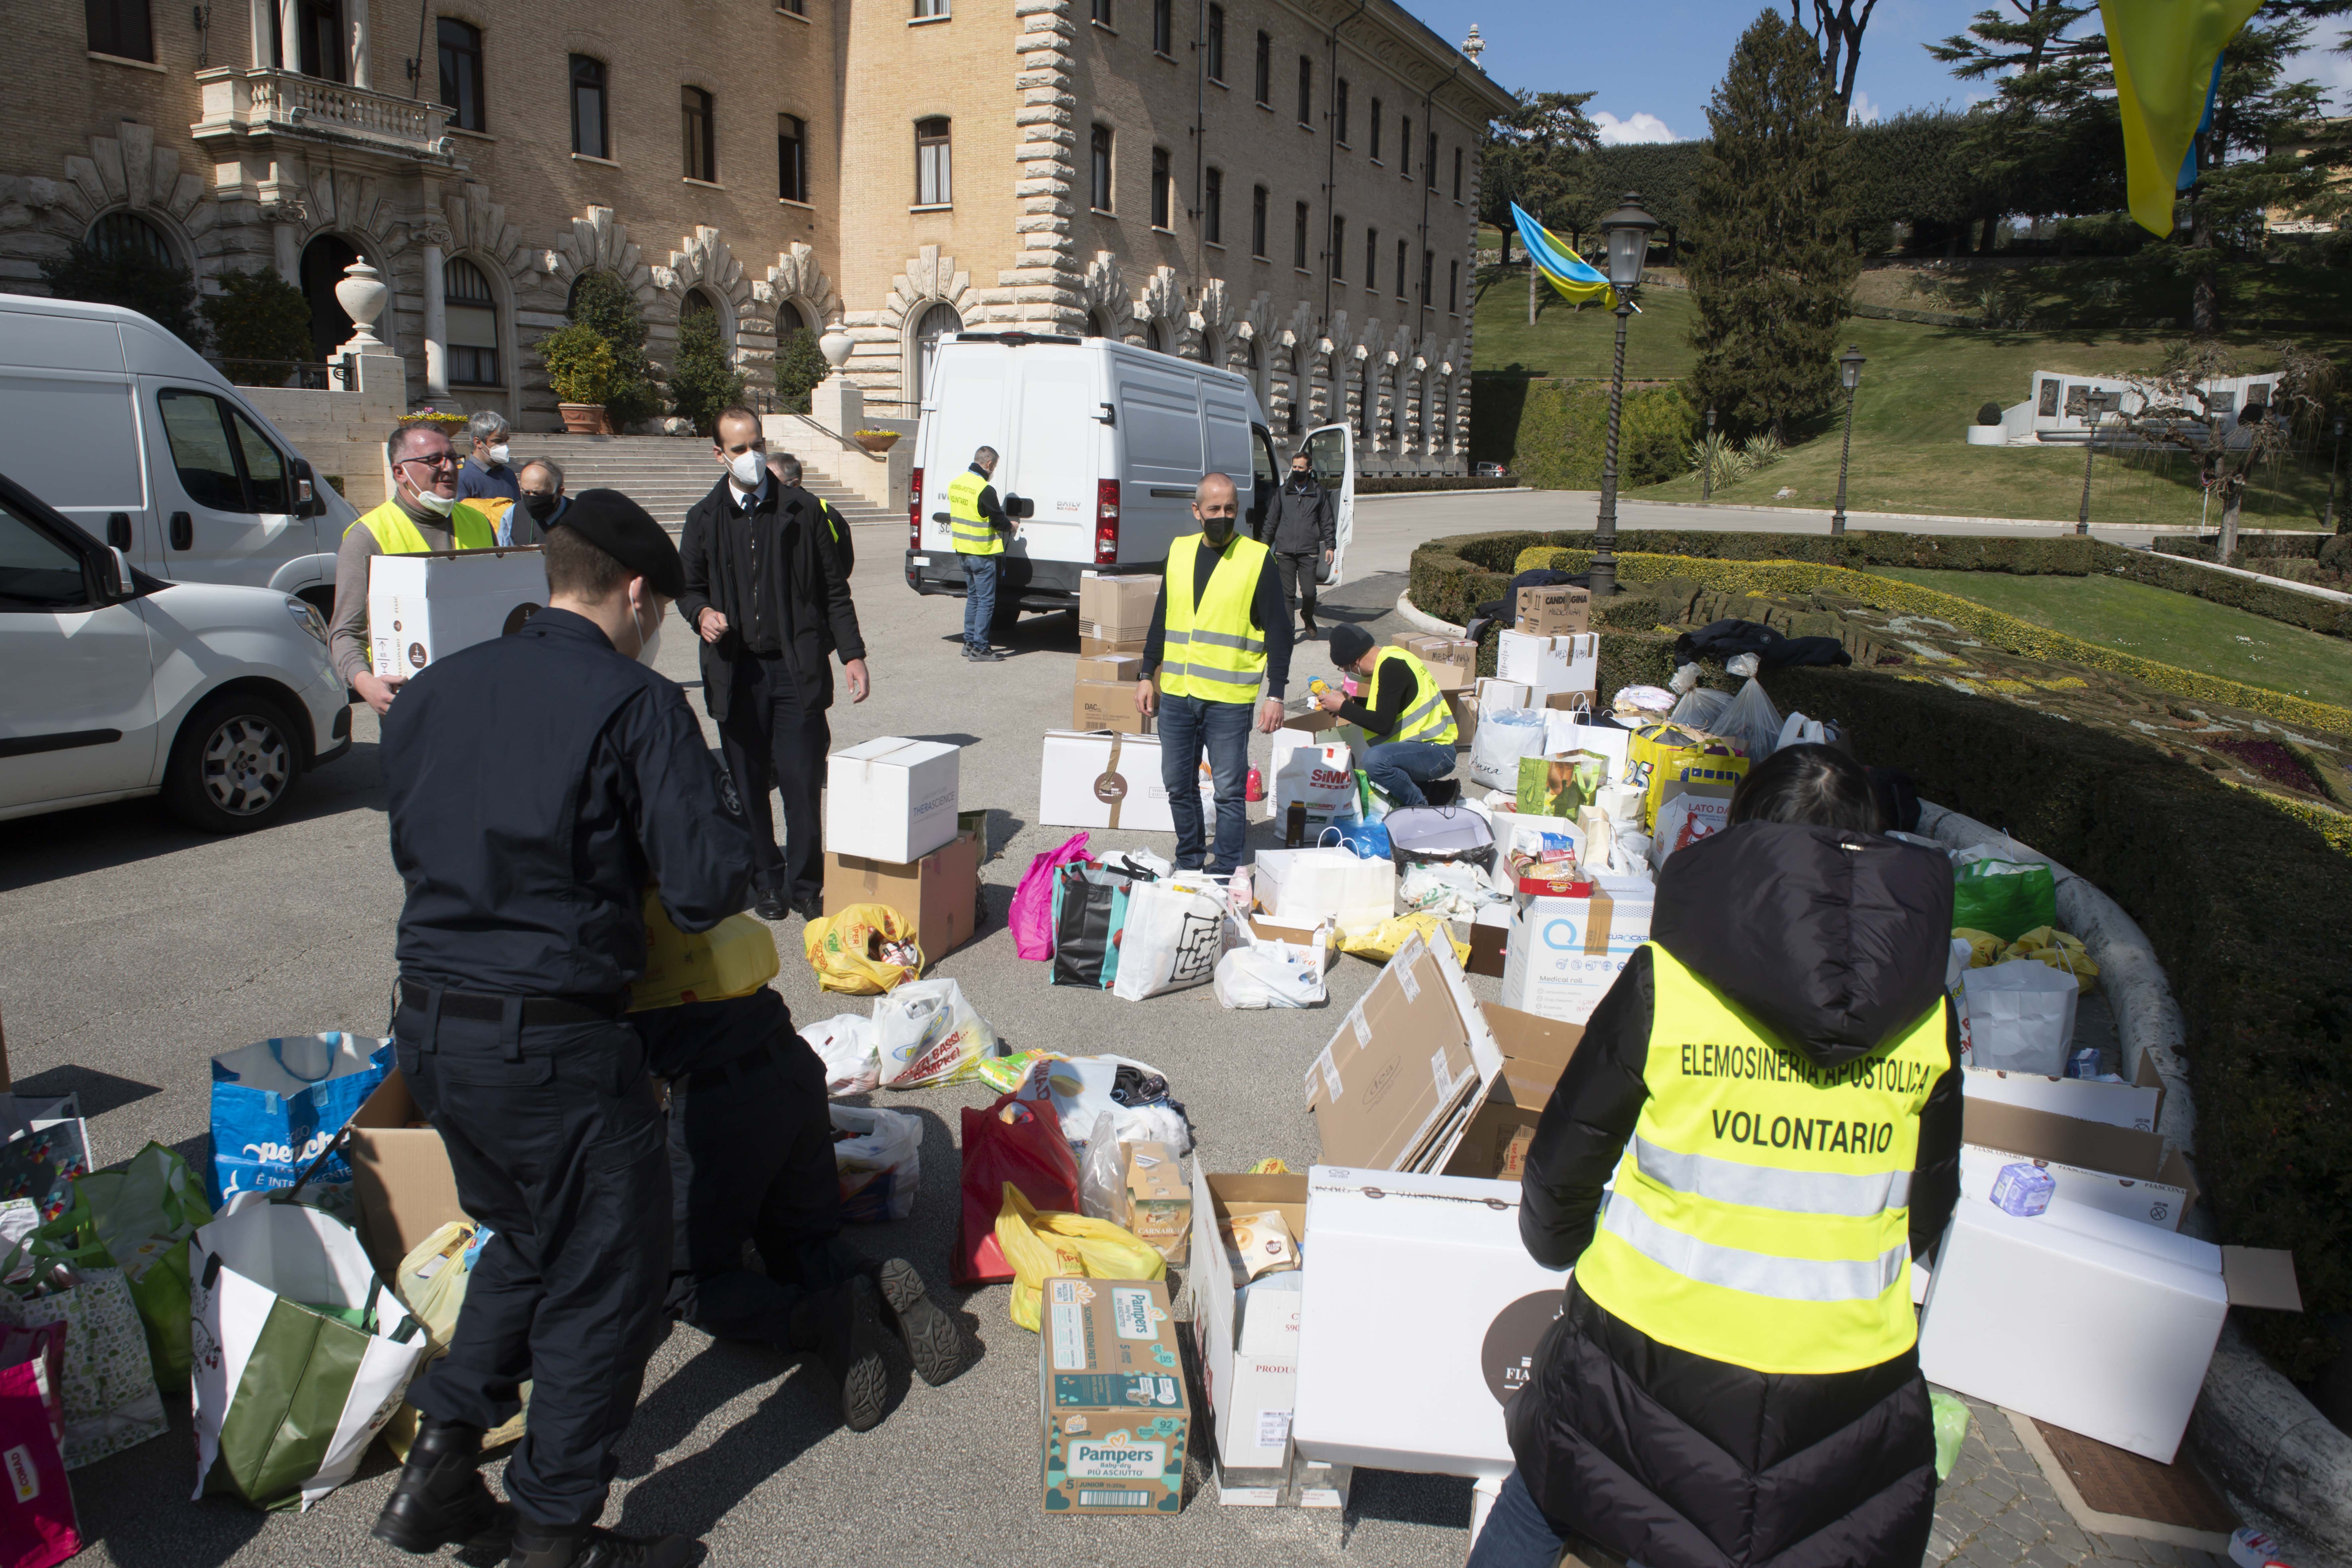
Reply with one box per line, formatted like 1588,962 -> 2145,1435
1318,0 -> 1369,332
1193,0 -> 1207,261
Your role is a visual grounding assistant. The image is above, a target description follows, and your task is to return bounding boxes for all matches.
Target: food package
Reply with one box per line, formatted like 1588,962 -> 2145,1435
1222,1208 -> 1299,1280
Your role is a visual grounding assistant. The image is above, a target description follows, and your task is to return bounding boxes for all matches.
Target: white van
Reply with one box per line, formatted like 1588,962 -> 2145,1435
0,295 -> 357,615
903,333 -> 1356,613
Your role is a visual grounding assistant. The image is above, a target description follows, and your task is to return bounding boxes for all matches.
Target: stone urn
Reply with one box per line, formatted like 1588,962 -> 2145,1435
334,259 -> 390,350
820,327 -> 854,368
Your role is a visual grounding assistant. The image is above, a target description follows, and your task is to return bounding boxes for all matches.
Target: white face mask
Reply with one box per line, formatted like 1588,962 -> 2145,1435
728,449 -> 766,488
411,485 -> 457,517
486,443 -> 511,467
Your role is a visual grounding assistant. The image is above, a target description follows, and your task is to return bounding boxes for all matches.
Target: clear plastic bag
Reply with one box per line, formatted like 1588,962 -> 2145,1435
1717,678 -> 1785,761
1076,1111 -> 1124,1221
1666,685 -> 1732,732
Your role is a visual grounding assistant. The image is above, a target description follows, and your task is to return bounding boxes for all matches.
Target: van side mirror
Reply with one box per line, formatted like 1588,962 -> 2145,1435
291,457 -> 323,519
99,546 -> 136,602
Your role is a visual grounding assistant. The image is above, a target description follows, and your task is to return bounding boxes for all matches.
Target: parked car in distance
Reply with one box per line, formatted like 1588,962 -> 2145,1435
0,469 -> 349,833
1475,461 -> 1508,478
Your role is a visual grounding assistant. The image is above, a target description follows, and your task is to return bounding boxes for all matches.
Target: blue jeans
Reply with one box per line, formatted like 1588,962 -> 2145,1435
1157,693 -> 1252,871
960,553 -> 998,650
1466,1471 -> 1580,1568
1362,738 -> 1456,809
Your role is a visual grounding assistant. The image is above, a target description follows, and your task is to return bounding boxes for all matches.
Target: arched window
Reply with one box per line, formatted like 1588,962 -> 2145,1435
1200,329 -> 1221,367
445,258 -> 499,386
914,300 -> 961,398
915,118 -> 952,205
1357,362 -> 1374,441
1086,309 -> 1109,339
1144,321 -> 1164,354
299,232 -> 365,364
681,286 -> 728,353
88,211 -> 175,268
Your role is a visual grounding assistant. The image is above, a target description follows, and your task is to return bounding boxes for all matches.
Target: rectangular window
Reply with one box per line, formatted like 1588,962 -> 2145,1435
682,86 -> 716,183
777,0 -> 803,14
1335,79 -> 1349,145
1365,227 -> 1377,290
1427,131 -> 1439,190
1369,99 -> 1381,161
916,117 -> 952,204
1421,248 -> 1433,309
1453,145 -> 1464,201
569,55 -> 607,160
1151,147 -> 1172,228
1396,238 -> 1406,299
1449,259 -> 1459,314
1330,216 -> 1344,280
1296,55 -> 1311,126
1252,185 -> 1268,258
914,0 -> 949,16
778,113 -> 808,202
1206,4 -> 1224,80
447,259 -> 499,385
1152,0 -> 1171,54
1204,167 -> 1223,244
157,390 -> 288,515
292,0 -> 345,81
1399,115 -> 1410,176
436,19 -> 484,132
1294,201 -> 1308,270
1090,124 -> 1112,212
85,0 -> 154,62
1091,0 -> 1110,23
1253,31 -> 1270,107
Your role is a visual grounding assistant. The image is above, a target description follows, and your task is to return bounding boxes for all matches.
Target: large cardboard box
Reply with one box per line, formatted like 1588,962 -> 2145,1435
1121,1143 -> 1190,1265
1305,933 -> 1504,1174
1498,878 -> 1656,1024
821,823 -> 981,960
1390,635 -> 1476,691
1039,730 -> 1176,832
1037,1276 -> 1190,1514
1189,1169 -> 1308,1503
1439,1004 -> 1586,1181
1516,584 -> 1591,635
1917,1193 -> 2299,1462
1960,1098 -> 2197,1231
1496,631 -> 1598,699
1962,1052 -> 2165,1134
1073,679 -> 1153,735
367,548 -> 546,680
1076,653 -> 1143,684
1079,571 -> 1161,637
1443,690 -> 1478,751
343,1070 -> 466,1277
1080,632 -> 1149,656
824,737 -> 961,862
1292,1167 -> 1570,1478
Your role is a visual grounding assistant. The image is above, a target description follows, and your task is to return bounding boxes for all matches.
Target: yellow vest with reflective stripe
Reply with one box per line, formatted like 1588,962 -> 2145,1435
1161,532 -> 1271,704
1367,646 -> 1458,747
1573,942 -> 1948,1376
349,497 -> 497,554
946,468 -> 1000,556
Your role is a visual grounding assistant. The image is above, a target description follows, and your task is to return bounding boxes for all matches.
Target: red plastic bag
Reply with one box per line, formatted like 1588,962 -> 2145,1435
0,1324 -> 80,1568
1010,832 -> 1091,961
954,1093 -> 1081,1285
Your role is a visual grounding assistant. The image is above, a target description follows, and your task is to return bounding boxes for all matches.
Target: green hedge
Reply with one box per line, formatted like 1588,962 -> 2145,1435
2095,542 -> 2352,639
2152,534 -> 2325,562
1355,475 -> 1516,495
1507,384 -> 1698,491
1753,663 -> 2352,1379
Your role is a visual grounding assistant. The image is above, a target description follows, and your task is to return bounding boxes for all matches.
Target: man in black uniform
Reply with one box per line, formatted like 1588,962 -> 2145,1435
370,492 -> 751,1568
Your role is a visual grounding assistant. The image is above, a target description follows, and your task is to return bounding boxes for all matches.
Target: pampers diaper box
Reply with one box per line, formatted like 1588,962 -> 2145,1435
1037,1276 -> 1191,1514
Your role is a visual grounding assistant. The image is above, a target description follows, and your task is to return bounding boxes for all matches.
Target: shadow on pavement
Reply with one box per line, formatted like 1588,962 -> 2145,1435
10,1065 -> 160,1118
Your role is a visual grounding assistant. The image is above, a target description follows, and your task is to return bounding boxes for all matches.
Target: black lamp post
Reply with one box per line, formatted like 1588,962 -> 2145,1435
2076,390 -> 2116,536
1701,406 -> 1717,503
2329,414 -> 2346,535
1589,192 -> 1658,598
1830,344 -> 1864,536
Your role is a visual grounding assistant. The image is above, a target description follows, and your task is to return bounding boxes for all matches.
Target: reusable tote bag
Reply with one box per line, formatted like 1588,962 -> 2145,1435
207,1033 -> 393,1205
0,1257 -> 166,1470
1049,861 -> 1138,990
1111,877 -> 1237,1001
190,1191 -> 430,1510
56,1143 -> 211,1392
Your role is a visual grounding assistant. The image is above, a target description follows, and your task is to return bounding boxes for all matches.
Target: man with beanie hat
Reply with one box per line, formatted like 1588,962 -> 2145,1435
373,489 -> 755,1568
1315,624 -> 1458,808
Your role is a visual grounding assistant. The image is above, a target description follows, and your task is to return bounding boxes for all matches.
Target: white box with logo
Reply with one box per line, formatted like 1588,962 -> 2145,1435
1497,631 -> 1598,700
1498,877 -> 1656,1024
1188,1167 -> 1310,1504
367,548 -> 547,681
823,737 -> 962,862
1037,730 -> 1177,833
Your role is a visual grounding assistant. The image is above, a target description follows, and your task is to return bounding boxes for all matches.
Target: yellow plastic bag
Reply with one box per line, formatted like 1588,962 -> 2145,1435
382,1222 -> 530,1460
1625,723 -> 1730,830
2002,927 -> 2099,994
996,1182 -> 1166,1332
1952,928 -> 2004,969
804,903 -> 923,994
1337,912 -> 1471,967
629,891 -> 780,1011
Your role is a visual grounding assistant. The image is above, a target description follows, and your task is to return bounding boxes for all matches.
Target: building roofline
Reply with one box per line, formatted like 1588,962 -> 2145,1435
1354,0 -> 1518,121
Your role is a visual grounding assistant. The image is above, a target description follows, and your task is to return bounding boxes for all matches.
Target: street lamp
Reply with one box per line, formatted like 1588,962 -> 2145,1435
1830,344 -> 1865,536
2077,389 -> 2117,536
2328,414 -> 2346,535
1589,192 -> 1657,599
1702,406 -> 1717,503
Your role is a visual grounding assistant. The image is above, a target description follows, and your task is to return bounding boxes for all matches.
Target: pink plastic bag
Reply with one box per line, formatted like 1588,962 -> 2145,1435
0,1325 -> 79,1568
1010,831 -> 1091,960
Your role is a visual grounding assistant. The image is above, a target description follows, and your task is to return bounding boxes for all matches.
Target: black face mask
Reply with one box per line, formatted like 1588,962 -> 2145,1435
524,493 -> 561,523
1201,514 -> 1236,546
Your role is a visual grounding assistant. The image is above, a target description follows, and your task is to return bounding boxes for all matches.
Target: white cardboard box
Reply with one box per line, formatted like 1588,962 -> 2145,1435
1253,846 -> 1395,930
1475,677 -> 1533,716
367,548 -> 547,680
1498,877 -> 1655,1024
1037,730 -> 1177,833
1496,631 -> 1598,699
1961,1052 -> 2165,1134
823,737 -> 961,861
1917,1193 -> 2299,1462
1959,1097 -> 2197,1232
1188,1168 -> 1309,1503
1293,1165 -> 1569,1478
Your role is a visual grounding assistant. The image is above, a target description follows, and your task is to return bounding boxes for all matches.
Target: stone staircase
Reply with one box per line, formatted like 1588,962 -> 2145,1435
525,434 -> 900,533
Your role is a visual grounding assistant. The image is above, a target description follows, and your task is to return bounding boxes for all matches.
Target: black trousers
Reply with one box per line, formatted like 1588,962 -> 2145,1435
718,652 -> 831,902
1275,549 -> 1321,629
396,993 -> 669,1532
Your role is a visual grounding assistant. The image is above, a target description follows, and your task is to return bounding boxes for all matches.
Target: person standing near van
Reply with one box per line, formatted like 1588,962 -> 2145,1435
1268,450 -> 1335,640
331,423 -> 498,715
948,446 -> 1012,661
457,411 -> 522,517
1135,472 -> 1289,874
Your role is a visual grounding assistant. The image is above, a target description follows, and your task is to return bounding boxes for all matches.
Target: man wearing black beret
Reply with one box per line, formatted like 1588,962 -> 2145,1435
372,489 -> 752,1568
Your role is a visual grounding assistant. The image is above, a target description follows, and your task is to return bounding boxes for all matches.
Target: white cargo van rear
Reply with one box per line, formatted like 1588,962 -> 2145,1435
903,333 -> 1355,614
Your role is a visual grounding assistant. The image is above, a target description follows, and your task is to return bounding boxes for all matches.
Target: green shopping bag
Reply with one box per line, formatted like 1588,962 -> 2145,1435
1951,859 -> 2058,943
67,1143 -> 213,1390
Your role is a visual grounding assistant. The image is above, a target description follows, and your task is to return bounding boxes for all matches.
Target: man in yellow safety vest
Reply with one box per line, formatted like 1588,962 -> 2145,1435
1312,624 -> 1458,807
328,422 -> 499,715
946,446 -> 1011,661
1135,472 -> 1291,872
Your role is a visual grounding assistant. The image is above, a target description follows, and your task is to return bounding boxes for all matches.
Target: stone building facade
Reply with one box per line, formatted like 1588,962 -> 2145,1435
0,0 -> 1508,470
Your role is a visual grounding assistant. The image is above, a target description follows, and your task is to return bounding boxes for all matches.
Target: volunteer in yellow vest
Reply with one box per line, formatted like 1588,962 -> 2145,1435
1475,745 -> 1963,1568
328,422 -> 498,715
1312,624 -> 1459,808
948,445 -> 1013,662
1135,472 -> 1291,873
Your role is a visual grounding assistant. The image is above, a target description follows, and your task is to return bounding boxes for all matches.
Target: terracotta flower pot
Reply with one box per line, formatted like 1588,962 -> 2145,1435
854,430 -> 900,454
559,403 -> 614,435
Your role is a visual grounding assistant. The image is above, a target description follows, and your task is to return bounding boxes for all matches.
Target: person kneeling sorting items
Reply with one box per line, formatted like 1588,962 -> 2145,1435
1314,624 -> 1458,809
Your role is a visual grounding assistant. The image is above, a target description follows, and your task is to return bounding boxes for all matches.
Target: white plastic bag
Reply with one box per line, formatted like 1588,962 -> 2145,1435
1098,847 -> 1174,881
1544,709 -> 1631,781
1468,708 -> 1548,791
1778,710 -> 1834,750
1018,1056 -> 1192,1157
1213,938 -> 1328,1009
1960,960 -> 2079,1074
871,978 -> 999,1088
1718,679 -> 1784,761
1111,877 -> 1237,1000
830,1104 -> 922,1223
1399,860 -> 1503,917
799,1014 -> 880,1098
1667,685 -> 1732,732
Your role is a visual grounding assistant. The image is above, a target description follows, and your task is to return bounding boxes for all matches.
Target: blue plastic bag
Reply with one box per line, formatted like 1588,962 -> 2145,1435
1319,820 -> 1392,860
207,1032 -> 393,1204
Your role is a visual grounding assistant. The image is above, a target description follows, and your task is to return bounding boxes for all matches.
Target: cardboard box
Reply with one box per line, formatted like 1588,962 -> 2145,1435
1476,677 -> 1533,715
1960,1097 -> 2197,1230
1442,689 -> 1477,751
1079,632 -> 1149,657
823,737 -> 961,862
822,823 -> 981,960
1079,571 -> 1161,637
1121,1143 -> 1191,1265
367,548 -> 547,680
1466,905 -> 1510,978
1497,631 -> 1598,699
1917,1192 -> 2298,1462
1038,730 -> 1177,832
1076,653 -> 1143,684
343,1071 -> 466,1277
1439,1003 -> 1585,1181
1516,584 -> 1591,635
1962,1052 -> 2165,1133
1073,679 -> 1154,735
1292,1166 -> 1570,1478
1189,1169 -> 1308,1501
1038,1276 -> 1190,1514
1305,932 -> 1504,1173
1498,878 -> 1656,1024
1391,635 -> 1476,691
1249,913 -> 1337,971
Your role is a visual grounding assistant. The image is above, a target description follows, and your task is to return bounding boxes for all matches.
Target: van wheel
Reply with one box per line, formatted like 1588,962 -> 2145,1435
162,692 -> 304,834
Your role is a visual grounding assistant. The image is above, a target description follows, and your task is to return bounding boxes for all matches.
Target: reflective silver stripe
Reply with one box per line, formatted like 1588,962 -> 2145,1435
1600,1191 -> 1908,1303
1632,1136 -> 1912,1218
1398,692 -> 1446,732
1162,630 -> 1191,644
1189,627 -> 1267,654
1171,661 -> 1262,689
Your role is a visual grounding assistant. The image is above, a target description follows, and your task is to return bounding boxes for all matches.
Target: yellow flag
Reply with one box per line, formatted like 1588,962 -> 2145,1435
2098,0 -> 2261,236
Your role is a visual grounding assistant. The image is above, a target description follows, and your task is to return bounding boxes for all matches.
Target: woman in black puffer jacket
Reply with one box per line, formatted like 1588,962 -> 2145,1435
1471,745 -> 1963,1568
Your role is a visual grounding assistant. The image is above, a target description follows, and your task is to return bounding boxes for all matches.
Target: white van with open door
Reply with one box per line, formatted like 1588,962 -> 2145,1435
902,332 -> 1355,615
0,295 -> 356,617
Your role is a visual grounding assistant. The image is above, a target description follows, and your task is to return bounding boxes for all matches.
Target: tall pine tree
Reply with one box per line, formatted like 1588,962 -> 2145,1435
1685,10 -> 1857,441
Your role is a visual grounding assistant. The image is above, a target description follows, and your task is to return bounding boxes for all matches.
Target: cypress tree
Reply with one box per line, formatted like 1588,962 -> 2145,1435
1685,10 -> 1858,441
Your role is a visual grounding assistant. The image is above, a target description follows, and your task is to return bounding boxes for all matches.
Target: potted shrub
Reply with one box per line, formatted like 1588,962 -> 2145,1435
853,428 -> 901,454
1977,401 -> 2003,426
539,323 -> 619,434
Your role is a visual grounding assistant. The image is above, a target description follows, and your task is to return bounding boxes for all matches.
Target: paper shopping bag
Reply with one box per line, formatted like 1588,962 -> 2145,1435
0,1263 -> 165,1470
1959,959 -> 2080,1076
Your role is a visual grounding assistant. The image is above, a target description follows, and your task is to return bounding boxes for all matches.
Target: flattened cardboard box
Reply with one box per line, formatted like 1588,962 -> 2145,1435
1305,933 -> 1504,1174
1440,1004 -> 1586,1182
1038,1276 -> 1189,1514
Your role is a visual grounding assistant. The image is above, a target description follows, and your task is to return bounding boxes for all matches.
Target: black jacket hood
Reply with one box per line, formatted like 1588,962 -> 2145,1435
1651,821 -> 1953,1068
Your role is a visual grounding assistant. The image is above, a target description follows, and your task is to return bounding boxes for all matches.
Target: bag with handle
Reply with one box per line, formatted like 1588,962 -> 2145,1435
50,1143 -> 211,1392
1049,861 -> 1138,990
1951,857 -> 2059,943
0,1245 -> 164,1471
0,1323 -> 79,1568
631,891 -> 779,1010
994,1183 -> 1165,1332
1468,708 -> 1549,791
953,1095 -> 1082,1286
804,904 -> 923,995
379,1221 -> 529,1463
1011,831 -> 1091,961
1111,876 -> 1237,1001
206,1033 -> 392,1206
871,978 -> 998,1088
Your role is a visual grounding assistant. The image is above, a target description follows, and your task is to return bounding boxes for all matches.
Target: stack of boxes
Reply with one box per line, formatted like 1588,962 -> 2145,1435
820,737 -> 982,963
1072,572 -> 1160,736
1385,632 -> 1479,748
1496,585 -> 1598,712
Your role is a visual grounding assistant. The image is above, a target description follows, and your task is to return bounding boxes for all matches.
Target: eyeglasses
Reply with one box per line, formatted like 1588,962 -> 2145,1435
397,452 -> 460,470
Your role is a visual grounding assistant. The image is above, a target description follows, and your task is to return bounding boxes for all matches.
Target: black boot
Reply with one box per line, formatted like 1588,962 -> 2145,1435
873,1256 -> 966,1387
791,1274 -> 891,1432
371,1418 -> 506,1554
506,1524 -> 701,1568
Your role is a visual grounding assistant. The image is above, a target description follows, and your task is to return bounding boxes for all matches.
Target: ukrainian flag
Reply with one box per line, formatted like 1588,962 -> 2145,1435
1509,203 -> 1631,311
2098,0 -> 2260,236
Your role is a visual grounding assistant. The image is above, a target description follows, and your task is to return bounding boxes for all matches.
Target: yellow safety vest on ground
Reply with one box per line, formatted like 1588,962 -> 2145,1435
946,468 -> 999,556
1573,943 -> 1947,1376
349,497 -> 497,554
1366,646 -> 1458,747
1160,531 -> 1271,704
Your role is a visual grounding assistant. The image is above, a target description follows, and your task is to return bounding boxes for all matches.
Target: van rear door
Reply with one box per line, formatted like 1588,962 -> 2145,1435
918,342 -> 1012,554
144,381 -> 308,589
1302,423 -> 1356,586
1108,350 -> 1207,568
1005,353 -> 1098,561
0,306 -> 153,568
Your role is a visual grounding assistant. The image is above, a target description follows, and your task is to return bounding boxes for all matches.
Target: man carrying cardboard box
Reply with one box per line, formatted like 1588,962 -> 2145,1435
1312,626 -> 1458,808
331,422 -> 500,717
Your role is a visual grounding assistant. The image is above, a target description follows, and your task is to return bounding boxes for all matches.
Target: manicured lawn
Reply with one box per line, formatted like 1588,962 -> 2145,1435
1868,567 -> 2352,710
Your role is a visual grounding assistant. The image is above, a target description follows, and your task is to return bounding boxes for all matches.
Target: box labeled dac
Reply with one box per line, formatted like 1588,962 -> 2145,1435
1038,1277 -> 1189,1514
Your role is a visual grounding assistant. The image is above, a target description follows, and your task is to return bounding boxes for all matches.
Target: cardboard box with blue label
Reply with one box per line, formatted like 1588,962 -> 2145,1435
1038,1276 -> 1190,1515
1498,876 -> 1656,1024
